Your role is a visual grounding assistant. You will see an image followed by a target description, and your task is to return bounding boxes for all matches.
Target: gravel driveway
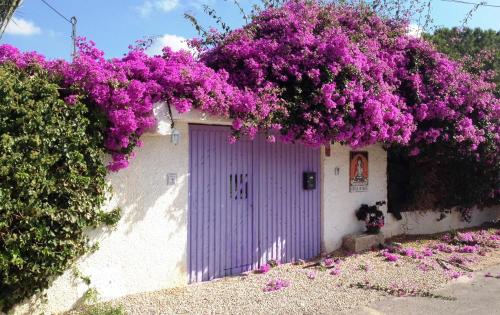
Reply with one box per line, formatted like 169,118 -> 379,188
74,228 -> 500,315
347,264 -> 500,315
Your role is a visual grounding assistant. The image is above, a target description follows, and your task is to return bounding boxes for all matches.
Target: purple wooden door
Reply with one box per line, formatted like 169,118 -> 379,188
188,125 -> 320,283
255,136 -> 321,265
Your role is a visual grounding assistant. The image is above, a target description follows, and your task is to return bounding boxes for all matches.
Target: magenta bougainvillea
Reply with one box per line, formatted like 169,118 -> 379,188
0,0 -> 498,173
263,278 -> 290,292
0,41 -> 271,170
201,1 -> 498,154
377,228 -> 499,279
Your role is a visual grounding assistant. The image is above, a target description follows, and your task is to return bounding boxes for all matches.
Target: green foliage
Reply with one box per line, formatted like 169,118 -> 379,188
388,137 -> 499,218
80,303 -> 125,315
72,267 -> 92,286
75,287 -> 124,315
82,288 -> 100,305
98,207 -> 121,227
74,286 -> 124,315
425,28 -> 499,60
0,63 -> 117,311
424,27 -> 500,93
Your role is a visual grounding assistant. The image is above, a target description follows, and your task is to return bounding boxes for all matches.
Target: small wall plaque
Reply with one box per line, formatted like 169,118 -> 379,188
167,173 -> 177,185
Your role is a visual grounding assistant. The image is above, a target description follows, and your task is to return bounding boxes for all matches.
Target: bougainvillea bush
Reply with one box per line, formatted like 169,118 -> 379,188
201,1 -> 497,148
2,1 -> 497,177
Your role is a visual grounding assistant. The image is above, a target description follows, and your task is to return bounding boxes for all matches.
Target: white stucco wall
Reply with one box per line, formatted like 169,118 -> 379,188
384,206 -> 500,237
322,143 -> 388,252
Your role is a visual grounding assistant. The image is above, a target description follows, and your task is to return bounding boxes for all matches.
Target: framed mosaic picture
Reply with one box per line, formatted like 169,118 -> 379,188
349,151 -> 368,192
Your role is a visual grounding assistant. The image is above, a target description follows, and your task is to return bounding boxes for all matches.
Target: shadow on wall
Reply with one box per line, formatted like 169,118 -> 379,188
78,135 -> 189,305
90,134 -> 189,273
13,135 -> 190,315
104,135 -> 188,237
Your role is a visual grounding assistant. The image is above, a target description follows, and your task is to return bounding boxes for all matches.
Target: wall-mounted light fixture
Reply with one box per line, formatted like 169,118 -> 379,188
325,145 -> 331,157
171,128 -> 180,145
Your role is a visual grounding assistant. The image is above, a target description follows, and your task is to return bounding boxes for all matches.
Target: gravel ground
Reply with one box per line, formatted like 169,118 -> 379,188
72,228 -> 500,315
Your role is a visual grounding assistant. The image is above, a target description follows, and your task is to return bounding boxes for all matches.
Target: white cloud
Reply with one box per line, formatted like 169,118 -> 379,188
407,24 -> 423,38
156,0 -> 179,11
5,17 -> 42,36
46,29 -> 62,38
146,34 -> 192,56
137,0 -> 179,17
137,1 -> 154,16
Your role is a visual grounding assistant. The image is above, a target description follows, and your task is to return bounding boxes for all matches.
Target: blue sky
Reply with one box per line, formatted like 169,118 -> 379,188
1,0 -> 499,60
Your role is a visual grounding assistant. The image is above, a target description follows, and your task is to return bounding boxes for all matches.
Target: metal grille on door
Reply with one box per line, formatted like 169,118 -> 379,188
229,174 -> 248,200
188,125 -> 320,282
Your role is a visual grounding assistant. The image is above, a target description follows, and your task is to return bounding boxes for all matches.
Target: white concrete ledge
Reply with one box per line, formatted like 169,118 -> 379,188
384,206 -> 500,238
148,102 -> 231,136
342,232 -> 384,253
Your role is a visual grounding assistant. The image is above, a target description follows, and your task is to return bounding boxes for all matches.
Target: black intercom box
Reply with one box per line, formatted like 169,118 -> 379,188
303,172 -> 316,190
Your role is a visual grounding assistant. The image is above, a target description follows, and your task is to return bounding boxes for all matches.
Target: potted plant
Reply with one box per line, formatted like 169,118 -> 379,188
355,201 -> 386,234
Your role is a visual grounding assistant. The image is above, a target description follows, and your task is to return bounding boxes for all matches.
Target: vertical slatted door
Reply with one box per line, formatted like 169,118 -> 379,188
188,125 -> 321,282
256,135 -> 321,265
188,125 -> 255,282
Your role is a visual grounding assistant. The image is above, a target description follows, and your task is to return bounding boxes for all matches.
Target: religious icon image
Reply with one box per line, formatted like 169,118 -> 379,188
349,151 -> 368,192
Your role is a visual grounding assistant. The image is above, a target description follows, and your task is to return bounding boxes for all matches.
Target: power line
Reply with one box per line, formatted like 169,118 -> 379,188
441,0 -> 500,8
39,0 -> 77,58
40,0 -> 72,23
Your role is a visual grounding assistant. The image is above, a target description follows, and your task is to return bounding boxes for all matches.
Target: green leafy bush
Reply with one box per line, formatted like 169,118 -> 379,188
0,63 -> 118,311
81,303 -> 125,315
388,142 -> 499,219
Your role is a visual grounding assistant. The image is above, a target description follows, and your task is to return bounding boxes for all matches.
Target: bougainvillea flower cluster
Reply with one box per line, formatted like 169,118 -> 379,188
263,278 -> 290,292
307,270 -> 317,279
379,229 -> 499,279
1,0 -> 498,173
422,248 -> 434,257
382,251 -> 400,262
399,247 -> 418,257
259,263 -> 271,274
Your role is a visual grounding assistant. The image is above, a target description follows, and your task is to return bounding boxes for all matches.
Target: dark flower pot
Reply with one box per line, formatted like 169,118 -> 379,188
366,226 -> 380,234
